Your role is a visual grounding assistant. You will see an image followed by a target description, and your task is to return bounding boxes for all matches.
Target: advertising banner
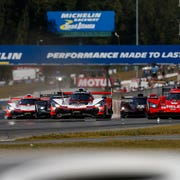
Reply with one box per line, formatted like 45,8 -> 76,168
76,78 -> 113,88
0,45 -> 179,65
47,11 -> 115,32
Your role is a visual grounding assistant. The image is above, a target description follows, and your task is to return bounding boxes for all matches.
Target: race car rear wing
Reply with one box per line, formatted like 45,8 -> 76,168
58,91 -> 112,99
40,92 -> 71,100
7,97 -> 22,103
40,90 -> 112,99
121,94 -> 144,99
148,94 -> 158,99
90,92 -> 112,95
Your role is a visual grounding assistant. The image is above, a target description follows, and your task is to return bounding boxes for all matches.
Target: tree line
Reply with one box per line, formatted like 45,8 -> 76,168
0,0 -> 179,45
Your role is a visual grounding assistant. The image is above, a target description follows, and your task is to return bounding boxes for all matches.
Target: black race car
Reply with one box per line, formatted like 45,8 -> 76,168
35,92 -> 67,118
35,100 -> 51,118
120,94 -> 147,118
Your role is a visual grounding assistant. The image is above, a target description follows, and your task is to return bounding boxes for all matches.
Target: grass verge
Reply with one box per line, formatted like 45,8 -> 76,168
0,140 -> 180,150
0,124 -> 178,150
17,124 -> 180,141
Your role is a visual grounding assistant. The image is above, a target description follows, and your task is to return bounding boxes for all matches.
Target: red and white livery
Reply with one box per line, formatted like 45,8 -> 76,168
4,94 -> 40,119
49,88 -> 113,119
146,87 -> 180,119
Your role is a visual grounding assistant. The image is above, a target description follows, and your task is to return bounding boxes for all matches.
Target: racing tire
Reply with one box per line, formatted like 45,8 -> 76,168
35,113 -> 40,119
106,115 -> 112,119
102,106 -> 108,119
4,116 -> 12,120
51,115 -> 57,119
104,106 -> 113,119
120,114 -> 127,119
147,114 -> 156,119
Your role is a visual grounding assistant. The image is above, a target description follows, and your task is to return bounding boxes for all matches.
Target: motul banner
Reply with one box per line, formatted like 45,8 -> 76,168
76,78 -> 113,88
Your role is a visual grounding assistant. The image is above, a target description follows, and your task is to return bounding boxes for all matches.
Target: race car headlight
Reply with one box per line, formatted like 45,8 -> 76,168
121,106 -> 125,110
95,103 -> 101,107
40,106 -> 45,110
149,103 -> 157,108
95,101 -> 105,107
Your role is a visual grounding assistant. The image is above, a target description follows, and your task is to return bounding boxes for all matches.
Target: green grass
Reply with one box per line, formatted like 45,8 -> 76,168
0,125 -> 180,151
0,125 -> 179,150
17,124 -> 180,141
35,140 -> 180,149
0,140 -> 180,150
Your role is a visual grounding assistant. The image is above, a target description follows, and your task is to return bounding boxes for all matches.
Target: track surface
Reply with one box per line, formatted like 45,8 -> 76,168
0,117 -> 180,140
0,117 -> 179,173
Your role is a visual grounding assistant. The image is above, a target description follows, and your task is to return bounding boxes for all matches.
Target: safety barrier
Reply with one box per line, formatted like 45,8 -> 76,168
112,99 -> 121,119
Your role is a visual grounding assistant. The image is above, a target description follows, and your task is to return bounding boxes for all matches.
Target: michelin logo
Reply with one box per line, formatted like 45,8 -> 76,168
61,12 -> 101,22
0,52 -> 22,60
60,12 -> 101,31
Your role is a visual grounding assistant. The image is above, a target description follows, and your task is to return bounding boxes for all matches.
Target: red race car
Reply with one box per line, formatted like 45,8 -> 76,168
146,87 -> 180,119
49,88 -> 113,119
4,94 -> 40,119
4,97 -> 22,119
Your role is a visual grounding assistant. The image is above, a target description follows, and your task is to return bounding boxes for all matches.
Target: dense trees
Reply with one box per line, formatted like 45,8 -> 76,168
0,0 -> 179,45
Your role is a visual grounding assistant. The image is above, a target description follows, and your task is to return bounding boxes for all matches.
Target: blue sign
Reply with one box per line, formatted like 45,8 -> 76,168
47,11 -> 115,32
0,45 -> 179,65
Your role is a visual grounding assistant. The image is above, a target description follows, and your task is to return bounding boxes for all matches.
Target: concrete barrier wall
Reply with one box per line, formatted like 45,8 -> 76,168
112,99 -> 120,119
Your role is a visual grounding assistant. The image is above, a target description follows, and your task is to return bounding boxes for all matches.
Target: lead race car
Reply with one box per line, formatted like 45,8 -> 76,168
49,88 -> 113,119
146,87 -> 180,119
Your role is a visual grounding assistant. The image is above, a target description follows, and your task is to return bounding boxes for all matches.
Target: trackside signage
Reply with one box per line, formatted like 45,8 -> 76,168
47,11 -> 115,32
0,45 -> 179,65
76,78 -> 113,88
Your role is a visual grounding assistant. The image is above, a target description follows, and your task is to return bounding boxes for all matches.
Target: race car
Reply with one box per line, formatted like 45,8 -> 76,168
4,97 -> 22,119
35,93 -> 66,119
4,94 -> 40,119
146,87 -> 180,119
120,94 -> 147,118
35,100 -> 51,118
49,88 -> 113,119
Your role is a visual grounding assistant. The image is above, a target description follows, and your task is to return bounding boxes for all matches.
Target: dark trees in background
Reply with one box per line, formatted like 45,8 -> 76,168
0,0 -> 179,45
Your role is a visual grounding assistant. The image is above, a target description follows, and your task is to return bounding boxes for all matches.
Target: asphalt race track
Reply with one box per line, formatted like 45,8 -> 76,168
0,117 -> 180,177
0,117 -> 180,141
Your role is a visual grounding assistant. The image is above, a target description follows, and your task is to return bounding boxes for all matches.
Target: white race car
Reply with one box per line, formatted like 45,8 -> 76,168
4,94 -> 40,119
49,88 -> 113,119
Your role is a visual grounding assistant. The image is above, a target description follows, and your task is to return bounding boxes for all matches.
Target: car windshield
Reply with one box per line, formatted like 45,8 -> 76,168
50,95 -> 63,99
166,93 -> 180,100
71,93 -> 92,101
10,99 -> 20,104
19,98 -> 38,105
132,98 -> 147,105
36,100 -> 48,106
